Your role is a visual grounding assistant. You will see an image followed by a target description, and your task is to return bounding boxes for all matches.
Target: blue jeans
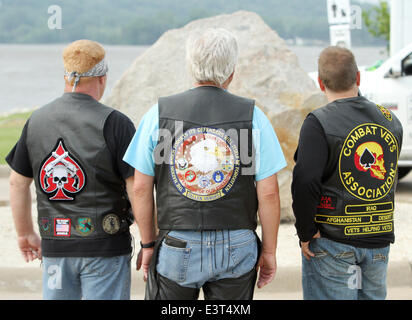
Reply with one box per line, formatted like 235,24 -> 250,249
302,237 -> 390,300
156,229 -> 258,289
42,254 -> 131,300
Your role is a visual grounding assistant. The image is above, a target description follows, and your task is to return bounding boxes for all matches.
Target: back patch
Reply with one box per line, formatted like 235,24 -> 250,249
39,139 -> 86,201
169,127 -> 240,202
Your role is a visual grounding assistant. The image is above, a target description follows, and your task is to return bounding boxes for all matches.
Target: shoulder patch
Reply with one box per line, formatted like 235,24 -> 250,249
376,104 -> 392,121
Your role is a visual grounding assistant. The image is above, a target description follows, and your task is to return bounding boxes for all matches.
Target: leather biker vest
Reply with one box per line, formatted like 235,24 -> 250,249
154,86 -> 258,230
311,96 -> 402,242
26,93 -> 132,240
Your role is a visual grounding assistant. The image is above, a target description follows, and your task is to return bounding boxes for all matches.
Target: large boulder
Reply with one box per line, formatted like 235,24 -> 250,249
105,10 -> 327,222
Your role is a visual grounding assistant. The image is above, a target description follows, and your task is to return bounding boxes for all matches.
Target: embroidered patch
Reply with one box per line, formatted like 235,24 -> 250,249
40,217 -> 51,235
377,104 -> 392,121
339,123 -> 398,201
75,217 -> 94,236
39,139 -> 86,201
102,214 -> 120,235
54,218 -> 71,237
317,195 -> 337,210
170,127 -> 240,202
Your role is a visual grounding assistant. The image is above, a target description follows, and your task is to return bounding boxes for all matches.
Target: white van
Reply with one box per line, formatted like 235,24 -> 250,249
309,43 -> 412,179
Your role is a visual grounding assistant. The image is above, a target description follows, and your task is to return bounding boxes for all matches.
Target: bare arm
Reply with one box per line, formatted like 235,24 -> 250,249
255,173 -> 281,288
125,170 -> 156,243
9,169 -> 41,262
257,173 -> 281,253
125,170 -> 156,280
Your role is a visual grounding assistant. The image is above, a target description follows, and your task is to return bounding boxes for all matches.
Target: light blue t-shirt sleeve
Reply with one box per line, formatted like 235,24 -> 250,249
123,104 -> 159,176
123,104 -> 286,180
253,106 -> 287,181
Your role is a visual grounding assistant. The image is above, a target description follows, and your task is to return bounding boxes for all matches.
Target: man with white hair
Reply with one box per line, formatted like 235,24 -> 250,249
124,28 -> 286,299
6,40 -> 136,299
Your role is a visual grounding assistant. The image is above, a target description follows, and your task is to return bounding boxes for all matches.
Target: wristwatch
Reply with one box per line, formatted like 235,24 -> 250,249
140,240 -> 156,248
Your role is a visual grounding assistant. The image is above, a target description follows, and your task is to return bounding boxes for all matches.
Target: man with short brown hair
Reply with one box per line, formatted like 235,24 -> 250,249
6,39 -> 136,300
317,46 -> 359,92
292,46 -> 403,300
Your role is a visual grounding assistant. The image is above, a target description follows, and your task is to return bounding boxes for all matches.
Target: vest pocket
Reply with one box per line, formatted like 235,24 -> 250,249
156,241 -> 191,283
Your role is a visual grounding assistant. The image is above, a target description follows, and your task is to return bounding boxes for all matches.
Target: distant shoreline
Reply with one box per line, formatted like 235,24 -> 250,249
0,44 -> 386,113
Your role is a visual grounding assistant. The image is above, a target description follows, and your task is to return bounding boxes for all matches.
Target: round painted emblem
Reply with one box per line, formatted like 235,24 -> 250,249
339,123 -> 398,201
213,170 -> 224,183
102,214 -> 120,235
170,127 -> 240,202
185,170 -> 196,182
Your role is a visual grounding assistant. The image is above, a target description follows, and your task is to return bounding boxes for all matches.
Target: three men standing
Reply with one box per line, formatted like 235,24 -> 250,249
6,35 -> 402,301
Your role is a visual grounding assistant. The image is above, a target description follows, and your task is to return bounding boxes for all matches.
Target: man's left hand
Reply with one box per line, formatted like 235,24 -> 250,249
256,251 -> 277,289
136,247 -> 154,282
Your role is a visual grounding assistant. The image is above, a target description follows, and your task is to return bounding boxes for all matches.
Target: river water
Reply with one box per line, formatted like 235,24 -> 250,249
0,44 -> 387,114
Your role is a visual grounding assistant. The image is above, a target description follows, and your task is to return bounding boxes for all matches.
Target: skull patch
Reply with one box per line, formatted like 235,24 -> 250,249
39,139 -> 86,201
339,123 -> 398,201
354,142 -> 386,180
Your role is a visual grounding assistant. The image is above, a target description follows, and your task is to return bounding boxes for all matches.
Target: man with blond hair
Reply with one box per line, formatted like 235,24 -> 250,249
124,28 -> 286,300
292,46 -> 403,300
6,39 -> 136,300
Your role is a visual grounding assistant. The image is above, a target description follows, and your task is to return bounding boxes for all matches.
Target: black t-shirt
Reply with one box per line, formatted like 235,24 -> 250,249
6,109 -> 136,257
292,113 -> 392,248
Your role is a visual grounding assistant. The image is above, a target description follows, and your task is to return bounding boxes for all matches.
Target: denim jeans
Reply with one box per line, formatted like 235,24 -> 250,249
42,254 -> 131,300
302,237 -> 390,300
156,229 -> 258,289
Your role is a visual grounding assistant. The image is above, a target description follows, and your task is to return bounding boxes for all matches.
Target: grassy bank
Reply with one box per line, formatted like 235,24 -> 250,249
0,111 -> 32,164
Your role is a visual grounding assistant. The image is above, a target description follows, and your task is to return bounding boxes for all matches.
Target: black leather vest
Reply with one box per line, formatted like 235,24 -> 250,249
312,96 -> 402,242
26,93 -> 132,240
154,86 -> 258,230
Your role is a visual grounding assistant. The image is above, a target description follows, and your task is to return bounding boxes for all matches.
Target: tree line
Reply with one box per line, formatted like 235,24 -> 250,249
0,0 -> 385,45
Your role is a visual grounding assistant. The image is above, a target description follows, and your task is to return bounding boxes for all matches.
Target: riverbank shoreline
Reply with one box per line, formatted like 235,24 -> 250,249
0,44 -> 387,114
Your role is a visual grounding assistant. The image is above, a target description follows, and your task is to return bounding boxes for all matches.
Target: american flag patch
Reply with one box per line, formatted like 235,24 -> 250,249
54,218 -> 71,237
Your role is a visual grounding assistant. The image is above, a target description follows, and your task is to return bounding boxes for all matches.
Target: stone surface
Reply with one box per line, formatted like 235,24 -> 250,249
104,10 -> 328,221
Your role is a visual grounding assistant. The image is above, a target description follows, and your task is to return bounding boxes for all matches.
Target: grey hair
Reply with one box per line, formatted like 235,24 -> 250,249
186,28 -> 238,86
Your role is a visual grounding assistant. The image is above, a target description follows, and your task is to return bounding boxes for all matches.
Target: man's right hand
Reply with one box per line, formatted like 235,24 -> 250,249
17,233 -> 41,262
136,247 -> 154,282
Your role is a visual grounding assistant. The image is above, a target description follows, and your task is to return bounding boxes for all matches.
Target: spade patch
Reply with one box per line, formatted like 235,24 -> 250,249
39,139 -> 86,201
